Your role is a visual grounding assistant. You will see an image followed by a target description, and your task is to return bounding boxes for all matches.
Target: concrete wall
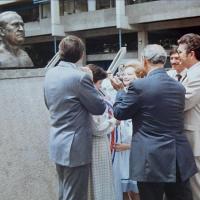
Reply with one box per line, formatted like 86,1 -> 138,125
87,51 -> 137,61
0,69 -> 57,200
127,0 -> 200,24
25,8 -> 116,37
24,0 -> 200,37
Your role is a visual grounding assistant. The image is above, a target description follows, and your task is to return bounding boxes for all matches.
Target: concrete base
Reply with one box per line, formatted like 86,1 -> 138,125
0,69 -> 57,200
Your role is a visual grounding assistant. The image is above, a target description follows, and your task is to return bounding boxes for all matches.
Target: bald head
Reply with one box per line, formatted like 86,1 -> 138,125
0,11 -> 22,27
0,11 -> 25,46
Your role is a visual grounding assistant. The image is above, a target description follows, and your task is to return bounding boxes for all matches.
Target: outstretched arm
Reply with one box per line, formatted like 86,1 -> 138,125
113,82 -> 141,120
79,73 -> 106,115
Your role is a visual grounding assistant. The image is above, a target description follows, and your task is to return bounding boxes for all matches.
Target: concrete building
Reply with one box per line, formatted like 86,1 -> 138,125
0,0 -> 200,68
0,1 -> 200,200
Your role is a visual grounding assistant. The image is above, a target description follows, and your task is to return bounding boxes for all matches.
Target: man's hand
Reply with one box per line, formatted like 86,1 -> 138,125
109,74 -> 124,91
81,67 -> 93,80
112,143 -> 131,152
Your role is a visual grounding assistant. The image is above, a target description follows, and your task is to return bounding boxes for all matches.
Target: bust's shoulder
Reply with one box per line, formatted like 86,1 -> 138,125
0,46 -> 33,67
0,46 -> 15,66
17,48 -> 30,57
17,49 -> 34,67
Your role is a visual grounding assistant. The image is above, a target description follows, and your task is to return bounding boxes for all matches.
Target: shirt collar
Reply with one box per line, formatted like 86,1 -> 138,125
187,62 -> 200,74
178,68 -> 187,76
58,61 -> 78,69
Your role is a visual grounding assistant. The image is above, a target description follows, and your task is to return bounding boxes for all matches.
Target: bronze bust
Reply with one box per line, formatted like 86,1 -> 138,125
0,11 -> 33,68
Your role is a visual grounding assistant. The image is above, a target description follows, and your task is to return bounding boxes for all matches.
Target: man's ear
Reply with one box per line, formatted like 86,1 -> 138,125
143,58 -> 147,68
190,50 -> 196,59
0,27 -> 5,37
143,59 -> 149,73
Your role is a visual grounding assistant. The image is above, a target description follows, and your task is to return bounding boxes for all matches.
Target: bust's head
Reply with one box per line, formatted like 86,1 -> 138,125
0,11 -> 25,46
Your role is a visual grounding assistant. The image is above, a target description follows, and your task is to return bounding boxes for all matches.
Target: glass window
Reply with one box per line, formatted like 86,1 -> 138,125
86,32 -> 137,55
41,3 -> 50,19
148,27 -> 200,50
86,35 -> 118,55
96,0 -> 115,10
75,0 -> 88,13
126,0 -> 159,5
60,0 -> 87,15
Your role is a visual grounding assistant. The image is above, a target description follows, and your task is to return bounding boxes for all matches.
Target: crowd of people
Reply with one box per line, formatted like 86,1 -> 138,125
44,33 -> 200,200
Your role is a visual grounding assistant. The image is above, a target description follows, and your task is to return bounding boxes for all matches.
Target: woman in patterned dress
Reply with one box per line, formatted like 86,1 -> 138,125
85,64 -> 116,200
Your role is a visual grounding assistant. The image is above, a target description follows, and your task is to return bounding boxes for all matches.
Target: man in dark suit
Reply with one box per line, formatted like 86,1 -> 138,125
113,44 -> 197,200
44,35 -> 106,200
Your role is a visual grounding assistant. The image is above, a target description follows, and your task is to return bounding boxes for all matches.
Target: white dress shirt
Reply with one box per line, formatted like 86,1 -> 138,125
167,68 -> 187,82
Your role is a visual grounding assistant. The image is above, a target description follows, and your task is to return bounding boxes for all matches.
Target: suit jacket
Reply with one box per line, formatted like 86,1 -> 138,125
182,62 -> 200,157
44,61 -> 106,167
113,68 -> 197,182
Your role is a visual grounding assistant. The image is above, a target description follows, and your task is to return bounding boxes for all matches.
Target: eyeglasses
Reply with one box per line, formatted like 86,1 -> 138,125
177,46 -> 200,54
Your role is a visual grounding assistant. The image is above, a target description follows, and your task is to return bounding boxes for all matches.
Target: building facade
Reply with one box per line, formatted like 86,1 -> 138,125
0,0 -> 200,68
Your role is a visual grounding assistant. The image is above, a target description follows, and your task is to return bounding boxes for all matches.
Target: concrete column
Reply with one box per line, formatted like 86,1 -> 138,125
137,31 -> 148,60
50,0 -> 65,36
116,0 -> 126,28
116,0 -> 132,30
88,0 -> 96,11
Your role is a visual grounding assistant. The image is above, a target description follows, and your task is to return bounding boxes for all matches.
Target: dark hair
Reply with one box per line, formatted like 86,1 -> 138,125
169,46 -> 178,56
86,64 -> 107,83
59,35 -> 85,63
177,33 -> 200,60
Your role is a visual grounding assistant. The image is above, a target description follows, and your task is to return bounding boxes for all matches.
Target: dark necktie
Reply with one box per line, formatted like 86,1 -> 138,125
176,74 -> 182,82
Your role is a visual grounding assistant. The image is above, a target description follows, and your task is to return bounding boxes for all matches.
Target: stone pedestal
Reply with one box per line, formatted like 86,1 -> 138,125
0,69 -> 57,200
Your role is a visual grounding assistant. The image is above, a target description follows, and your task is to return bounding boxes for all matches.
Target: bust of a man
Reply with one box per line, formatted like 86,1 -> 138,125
0,11 -> 33,68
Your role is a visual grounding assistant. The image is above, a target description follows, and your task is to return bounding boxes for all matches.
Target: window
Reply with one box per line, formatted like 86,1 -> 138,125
60,0 -> 87,15
126,0 -> 158,5
96,0 -> 115,10
40,3 -> 50,19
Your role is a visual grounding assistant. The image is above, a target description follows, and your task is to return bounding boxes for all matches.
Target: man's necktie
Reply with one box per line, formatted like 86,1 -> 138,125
176,74 -> 182,82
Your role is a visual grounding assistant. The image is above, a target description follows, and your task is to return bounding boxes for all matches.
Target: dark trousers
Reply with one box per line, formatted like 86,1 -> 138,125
137,166 -> 193,200
56,164 -> 89,200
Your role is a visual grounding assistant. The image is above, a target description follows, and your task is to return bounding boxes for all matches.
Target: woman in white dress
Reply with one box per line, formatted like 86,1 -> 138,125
111,63 -> 146,200
85,64 -> 116,200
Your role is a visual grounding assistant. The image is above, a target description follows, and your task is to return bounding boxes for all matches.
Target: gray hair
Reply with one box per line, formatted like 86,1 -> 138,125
143,44 -> 167,65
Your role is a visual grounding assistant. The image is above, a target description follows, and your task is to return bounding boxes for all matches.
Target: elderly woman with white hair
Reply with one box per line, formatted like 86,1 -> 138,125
110,61 -> 146,200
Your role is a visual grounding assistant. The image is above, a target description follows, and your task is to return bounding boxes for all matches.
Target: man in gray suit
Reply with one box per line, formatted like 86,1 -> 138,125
44,35 -> 106,200
177,33 -> 200,200
113,44 -> 197,200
